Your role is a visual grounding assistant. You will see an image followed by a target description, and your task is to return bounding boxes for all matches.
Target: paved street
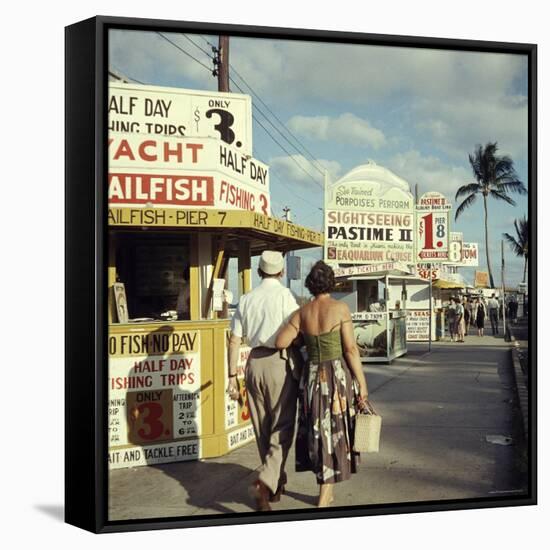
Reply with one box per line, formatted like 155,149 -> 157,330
109,325 -> 528,520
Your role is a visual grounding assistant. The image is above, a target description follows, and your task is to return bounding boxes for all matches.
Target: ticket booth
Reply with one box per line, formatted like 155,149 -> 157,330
107,208 -> 322,469
332,264 -> 426,362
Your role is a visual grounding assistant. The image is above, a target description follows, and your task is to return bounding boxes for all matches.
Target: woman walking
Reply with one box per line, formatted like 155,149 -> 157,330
276,261 -> 369,508
474,297 -> 486,337
447,298 -> 457,342
463,298 -> 471,336
455,298 -> 465,342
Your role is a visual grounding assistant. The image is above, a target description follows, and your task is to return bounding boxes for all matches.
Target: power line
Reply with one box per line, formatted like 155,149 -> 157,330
231,76 -> 325,177
229,79 -> 322,189
182,34 -> 215,59
158,33 -> 325,184
254,115 -> 322,189
109,68 -> 146,85
198,34 -> 325,177
255,147 -> 322,210
229,69 -> 325,175
199,35 -> 217,50
156,32 -> 213,74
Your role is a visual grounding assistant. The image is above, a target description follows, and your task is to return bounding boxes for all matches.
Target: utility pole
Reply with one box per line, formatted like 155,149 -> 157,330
501,239 -> 507,337
217,36 -> 230,92
428,262 -> 432,353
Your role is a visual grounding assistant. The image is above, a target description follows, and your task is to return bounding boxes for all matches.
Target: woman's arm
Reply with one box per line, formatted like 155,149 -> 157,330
275,309 -> 301,350
339,304 -> 368,401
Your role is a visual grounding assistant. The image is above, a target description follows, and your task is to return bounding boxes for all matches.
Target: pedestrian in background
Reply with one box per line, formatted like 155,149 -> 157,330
487,293 -> 499,336
447,298 -> 457,342
227,250 -> 299,511
509,294 -> 518,322
463,297 -> 471,335
474,297 -> 486,337
455,298 -> 465,342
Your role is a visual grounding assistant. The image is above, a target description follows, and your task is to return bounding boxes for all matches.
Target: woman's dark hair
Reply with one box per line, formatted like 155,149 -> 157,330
305,260 -> 335,296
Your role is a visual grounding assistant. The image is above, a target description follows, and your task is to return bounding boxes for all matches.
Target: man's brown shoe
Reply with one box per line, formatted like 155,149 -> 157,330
248,480 -> 272,511
269,484 -> 285,503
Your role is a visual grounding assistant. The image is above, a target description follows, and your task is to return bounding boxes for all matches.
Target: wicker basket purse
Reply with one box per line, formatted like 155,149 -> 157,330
353,400 -> 382,453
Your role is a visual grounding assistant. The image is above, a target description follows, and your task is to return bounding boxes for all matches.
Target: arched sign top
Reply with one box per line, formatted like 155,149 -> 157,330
328,162 -> 412,195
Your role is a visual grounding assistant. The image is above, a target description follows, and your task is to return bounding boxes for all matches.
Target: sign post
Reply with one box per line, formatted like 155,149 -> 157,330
428,263 -> 432,352
416,192 -> 451,352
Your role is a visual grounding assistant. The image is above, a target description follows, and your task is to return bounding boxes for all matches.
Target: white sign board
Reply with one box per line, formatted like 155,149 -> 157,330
448,232 -> 464,264
109,82 -> 254,154
108,135 -> 270,215
325,164 -> 415,264
334,261 -> 411,279
460,242 -> 479,267
416,191 -> 452,262
406,309 -> 431,341
108,329 -> 202,469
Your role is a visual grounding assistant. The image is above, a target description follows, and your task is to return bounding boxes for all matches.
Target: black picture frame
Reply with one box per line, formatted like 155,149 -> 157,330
65,15 -> 537,533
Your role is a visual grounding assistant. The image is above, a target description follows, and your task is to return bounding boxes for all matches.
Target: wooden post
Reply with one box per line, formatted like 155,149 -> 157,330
189,234 -> 201,321
238,240 -> 251,296
108,235 -> 117,323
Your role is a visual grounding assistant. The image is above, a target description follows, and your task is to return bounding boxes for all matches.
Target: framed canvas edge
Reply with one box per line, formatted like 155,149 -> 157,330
64,15 -> 538,535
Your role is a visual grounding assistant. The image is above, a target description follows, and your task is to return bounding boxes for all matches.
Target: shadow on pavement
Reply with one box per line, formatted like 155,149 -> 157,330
154,459 -> 257,514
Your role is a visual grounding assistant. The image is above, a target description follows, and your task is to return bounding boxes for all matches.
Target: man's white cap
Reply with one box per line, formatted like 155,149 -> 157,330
259,250 -> 284,275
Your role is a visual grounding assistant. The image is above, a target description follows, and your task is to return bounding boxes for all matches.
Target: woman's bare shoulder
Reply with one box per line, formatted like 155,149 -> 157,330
330,297 -> 351,316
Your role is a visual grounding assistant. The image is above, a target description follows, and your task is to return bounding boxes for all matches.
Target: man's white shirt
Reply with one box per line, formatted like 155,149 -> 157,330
230,278 -> 299,349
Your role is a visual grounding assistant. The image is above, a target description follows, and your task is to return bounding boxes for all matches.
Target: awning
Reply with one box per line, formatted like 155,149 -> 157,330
108,207 -> 323,254
432,279 -> 465,290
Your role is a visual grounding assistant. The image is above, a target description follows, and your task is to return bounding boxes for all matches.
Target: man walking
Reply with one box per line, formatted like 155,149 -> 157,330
487,293 -> 500,336
227,250 -> 299,511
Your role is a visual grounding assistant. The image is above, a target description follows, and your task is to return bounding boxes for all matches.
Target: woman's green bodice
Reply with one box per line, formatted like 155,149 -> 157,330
303,330 -> 343,363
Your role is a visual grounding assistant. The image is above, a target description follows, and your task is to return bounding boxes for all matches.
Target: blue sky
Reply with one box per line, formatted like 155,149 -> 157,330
109,30 -> 529,294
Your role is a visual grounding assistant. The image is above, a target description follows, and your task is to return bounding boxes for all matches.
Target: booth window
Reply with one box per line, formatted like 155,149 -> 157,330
114,233 -> 191,321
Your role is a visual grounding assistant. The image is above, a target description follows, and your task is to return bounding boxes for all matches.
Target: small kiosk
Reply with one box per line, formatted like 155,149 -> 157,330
106,81 -> 323,469
333,263 -> 427,362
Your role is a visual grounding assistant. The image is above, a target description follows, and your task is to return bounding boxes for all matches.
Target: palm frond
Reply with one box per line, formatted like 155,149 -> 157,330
514,216 -> 529,251
489,189 -> 516,206
455,182 -> 481,200
468,144 -> 484,182
494,155 -> 515,178
503,232 -> 524,258
494,178 -> 528,195
454,192 -> 477,220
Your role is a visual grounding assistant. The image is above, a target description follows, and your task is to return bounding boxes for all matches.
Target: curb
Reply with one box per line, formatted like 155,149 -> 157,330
510,345 -> 528,440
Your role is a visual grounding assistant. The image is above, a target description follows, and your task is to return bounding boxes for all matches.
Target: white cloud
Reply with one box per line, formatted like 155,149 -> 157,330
414,96 -> 528,162
386,149 -> 473,199
109,31 -> 529,171
287,113 -> 387,149
110,30 -> 216,90
269,154 -> 342,189
232,39 -> 526,105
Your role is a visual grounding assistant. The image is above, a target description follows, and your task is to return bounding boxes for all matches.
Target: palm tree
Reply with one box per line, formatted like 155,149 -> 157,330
503,216 -> 528,283
455,142 -> 527,288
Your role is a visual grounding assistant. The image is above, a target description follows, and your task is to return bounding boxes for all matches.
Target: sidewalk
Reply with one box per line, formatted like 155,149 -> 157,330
109,329 -> 528,520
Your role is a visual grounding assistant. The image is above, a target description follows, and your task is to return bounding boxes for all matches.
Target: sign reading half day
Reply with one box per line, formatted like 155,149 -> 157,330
416,191 -> 451,262
109,82 -> 254,155
325,164 -> 415,264
108,327 -> 202,469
